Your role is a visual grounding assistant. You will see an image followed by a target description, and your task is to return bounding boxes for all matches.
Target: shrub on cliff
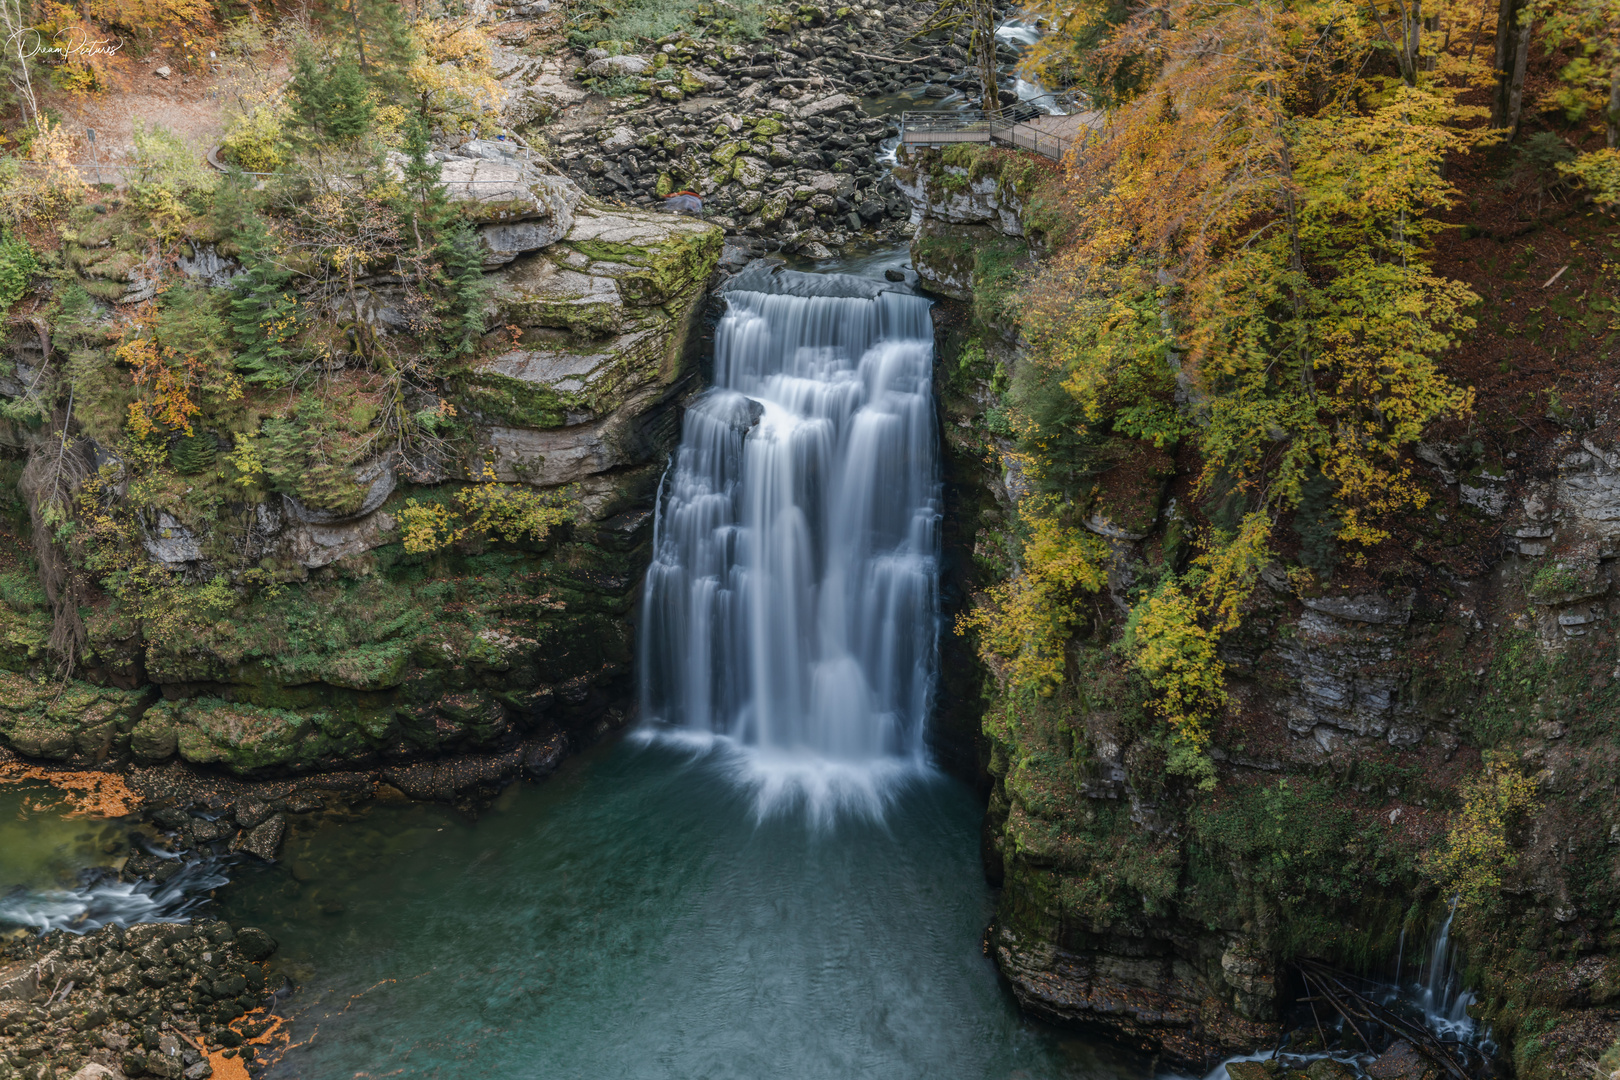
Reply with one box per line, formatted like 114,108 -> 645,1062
1422,753 -> 1540,915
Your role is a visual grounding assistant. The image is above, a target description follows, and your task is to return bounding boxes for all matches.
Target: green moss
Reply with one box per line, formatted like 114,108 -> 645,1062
455,368 -> 580,429
0,672 -> 153,761
1526,559 -> 1584,600
162,697 -> 321,772
970,236 -> 1030,326
572,224 -> 723,306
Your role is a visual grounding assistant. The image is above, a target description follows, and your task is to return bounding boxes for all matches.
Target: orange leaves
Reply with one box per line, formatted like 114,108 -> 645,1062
116,329 -> 203,437
85,0 -> 209,37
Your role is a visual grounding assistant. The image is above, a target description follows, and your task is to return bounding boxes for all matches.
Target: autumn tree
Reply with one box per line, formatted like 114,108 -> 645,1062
964,0 -> 1484,785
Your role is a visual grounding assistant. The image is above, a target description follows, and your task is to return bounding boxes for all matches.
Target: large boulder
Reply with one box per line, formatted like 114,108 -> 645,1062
487,259 -> 627,337
465,207 -> 722,506
797,92 -> 859,118
733,155 -> 771,189
439,159 -> 584,226
0,674 -> 152,763
561,205 -> 723,304
583,54 -> 651,77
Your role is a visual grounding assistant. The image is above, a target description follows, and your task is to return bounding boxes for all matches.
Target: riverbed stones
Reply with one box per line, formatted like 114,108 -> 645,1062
583,54 -> 651,77
544,3 -> 937,253
796,92 -> 858,119
0,920 -> 279,1080
732,156 -> 770,189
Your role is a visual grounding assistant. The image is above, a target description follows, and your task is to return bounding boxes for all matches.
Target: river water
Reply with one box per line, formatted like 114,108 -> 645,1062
215,739 -> 1149,1080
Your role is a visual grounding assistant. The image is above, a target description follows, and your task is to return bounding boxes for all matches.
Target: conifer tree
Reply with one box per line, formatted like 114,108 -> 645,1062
399,120 -> 486,357
288,47 -> 374,144
324,0 -> 418,94
229,214 -> 301,386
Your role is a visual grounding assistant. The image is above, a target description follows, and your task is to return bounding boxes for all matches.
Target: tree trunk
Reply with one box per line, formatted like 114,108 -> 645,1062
1404,0 -> 1422,86
1506,14 -> 1532,137
974,0 -> 999,117
350,0 -> 369,75
1490,0 -> 1524,128
1608,40 -> 1620,149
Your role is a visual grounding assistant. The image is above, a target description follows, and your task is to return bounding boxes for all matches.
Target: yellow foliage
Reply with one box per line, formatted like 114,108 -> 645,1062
1126,583 -> 1222,788
219,103 -> 287,173
400,467 -> 578,555
455,466 -> 576,545
957,499 -> 1109,693
1560,148 -> 1620,206
86,0 -> 209,36
116,332 -> 203,436
126,122 -> 216,244
398,500 -> 465,555
0,118 -> 86,226
1422,754 -> 1540,910
1019,6 -> 1479,559
408,19 -> 503,133
224,432 -> 264,486
1124,512 -> 1271,790
76,467 -> 238,638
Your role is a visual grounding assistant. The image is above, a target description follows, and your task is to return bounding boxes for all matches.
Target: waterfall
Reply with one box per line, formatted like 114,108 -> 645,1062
1414,901 -> 1477,1041
638,266 -> 940,813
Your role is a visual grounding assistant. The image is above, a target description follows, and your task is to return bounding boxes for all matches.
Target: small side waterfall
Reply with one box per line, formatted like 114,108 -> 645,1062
0,858 -> 230,934
638,267 -> 940,813
1413,902 -> 1479,1041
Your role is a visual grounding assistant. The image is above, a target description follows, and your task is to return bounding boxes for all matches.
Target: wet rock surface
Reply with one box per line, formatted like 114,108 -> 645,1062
0,920 -> 280,1080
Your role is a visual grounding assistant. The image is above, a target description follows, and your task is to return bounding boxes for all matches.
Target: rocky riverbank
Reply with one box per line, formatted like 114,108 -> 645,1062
526,2 -> 1031,257
0,920 -> 280,1080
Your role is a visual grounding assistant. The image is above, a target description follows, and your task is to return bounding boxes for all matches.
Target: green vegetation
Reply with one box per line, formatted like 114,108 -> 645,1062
0,2 -> 607,709
943,0 -> 1620,1062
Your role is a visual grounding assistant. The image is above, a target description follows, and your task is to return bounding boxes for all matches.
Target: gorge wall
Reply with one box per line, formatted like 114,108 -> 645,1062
906,141 -> 1620,1078
0,146 -> 721,789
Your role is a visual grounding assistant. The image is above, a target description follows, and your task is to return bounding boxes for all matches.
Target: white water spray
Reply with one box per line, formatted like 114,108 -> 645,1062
0,858 -> 230,934
638,266 -> 940,817
1415,901 -> 1478,1041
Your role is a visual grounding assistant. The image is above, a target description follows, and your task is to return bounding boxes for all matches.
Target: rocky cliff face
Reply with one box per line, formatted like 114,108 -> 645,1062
909,144 -> 1620,1075
0,154 -> 722,785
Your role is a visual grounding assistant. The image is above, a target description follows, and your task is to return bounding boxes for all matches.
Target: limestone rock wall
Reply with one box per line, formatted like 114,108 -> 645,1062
924,151 -> 1620,1071
0,163 -> 722,782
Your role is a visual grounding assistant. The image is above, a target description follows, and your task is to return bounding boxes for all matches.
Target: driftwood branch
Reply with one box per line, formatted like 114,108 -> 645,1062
1293,960 -> 1474,1080
851,49 -> 930,65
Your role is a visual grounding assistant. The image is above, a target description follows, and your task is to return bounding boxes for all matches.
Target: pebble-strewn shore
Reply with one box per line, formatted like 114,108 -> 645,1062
0,921 -> 280,1080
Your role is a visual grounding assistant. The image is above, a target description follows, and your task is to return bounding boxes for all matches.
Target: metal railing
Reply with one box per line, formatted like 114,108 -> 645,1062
898,103 -> 1088,162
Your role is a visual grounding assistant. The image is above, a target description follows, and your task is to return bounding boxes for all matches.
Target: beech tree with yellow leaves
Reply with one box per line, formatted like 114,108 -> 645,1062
963,0 -> 1490,788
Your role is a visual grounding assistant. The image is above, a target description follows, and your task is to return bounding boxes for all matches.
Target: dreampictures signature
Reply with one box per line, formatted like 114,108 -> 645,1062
7,26 -> 123,59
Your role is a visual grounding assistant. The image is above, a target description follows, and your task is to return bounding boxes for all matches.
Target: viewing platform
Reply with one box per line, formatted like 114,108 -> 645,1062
898,103 -> 1103,162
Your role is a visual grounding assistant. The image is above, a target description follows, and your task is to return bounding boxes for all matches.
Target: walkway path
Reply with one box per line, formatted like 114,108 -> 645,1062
898,107 -> 1104,161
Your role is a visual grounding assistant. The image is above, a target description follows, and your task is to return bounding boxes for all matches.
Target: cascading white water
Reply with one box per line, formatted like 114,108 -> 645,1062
1415,902 -> 1478,1041
638,266 -> 939,811
0,857 -> 230,934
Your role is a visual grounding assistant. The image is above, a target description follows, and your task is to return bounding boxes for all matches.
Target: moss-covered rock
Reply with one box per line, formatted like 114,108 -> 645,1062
0,673 -> 153,762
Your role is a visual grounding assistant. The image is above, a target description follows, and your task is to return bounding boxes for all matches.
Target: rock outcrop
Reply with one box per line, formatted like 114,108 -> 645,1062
0,153 -> 722,778
924,137 -> 1620,1072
